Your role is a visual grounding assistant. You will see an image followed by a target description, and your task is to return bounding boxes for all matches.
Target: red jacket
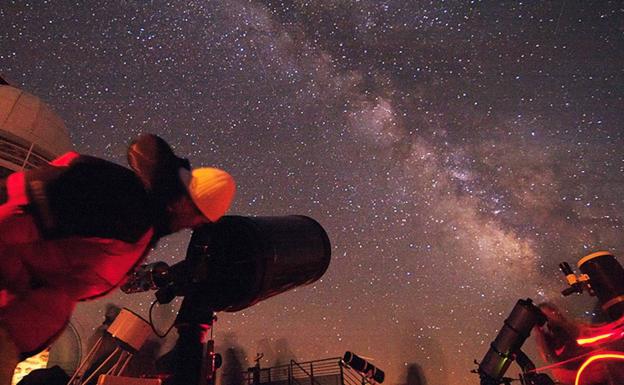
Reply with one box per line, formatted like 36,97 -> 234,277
0,152 -> 153,358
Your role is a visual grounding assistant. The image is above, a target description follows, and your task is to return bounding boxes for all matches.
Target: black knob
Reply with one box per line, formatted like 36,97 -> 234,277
559,262 -> 573,276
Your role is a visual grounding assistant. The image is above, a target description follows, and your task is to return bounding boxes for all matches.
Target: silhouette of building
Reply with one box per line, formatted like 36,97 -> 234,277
0,76 -> 73,178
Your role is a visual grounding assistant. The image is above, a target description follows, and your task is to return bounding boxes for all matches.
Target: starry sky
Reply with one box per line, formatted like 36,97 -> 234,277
2,1 -> 624,384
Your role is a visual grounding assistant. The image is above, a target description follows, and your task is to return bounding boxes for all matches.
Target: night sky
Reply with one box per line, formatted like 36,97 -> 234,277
2,1 -> 624,384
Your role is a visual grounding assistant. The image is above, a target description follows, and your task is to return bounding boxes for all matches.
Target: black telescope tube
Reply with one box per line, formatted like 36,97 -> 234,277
578,252 -> 624,320
183,215 -> 331,312
343,351 -> 385,383
478,299 -> 545,384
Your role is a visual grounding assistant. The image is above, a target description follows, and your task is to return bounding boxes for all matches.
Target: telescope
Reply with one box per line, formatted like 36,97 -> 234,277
123,215 -> 331,308
476,252 -> 624,385
560,251 -> 624,321
342,351 -> 385,383
122,215 -> 331,385
476,299 -> 554,385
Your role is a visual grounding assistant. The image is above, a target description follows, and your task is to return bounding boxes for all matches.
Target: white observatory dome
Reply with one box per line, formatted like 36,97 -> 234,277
0,84 -> 73,177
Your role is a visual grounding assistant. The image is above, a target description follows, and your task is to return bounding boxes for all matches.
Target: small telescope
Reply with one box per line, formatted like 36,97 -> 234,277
476,299 -> 553,385
342,351 -> 385,384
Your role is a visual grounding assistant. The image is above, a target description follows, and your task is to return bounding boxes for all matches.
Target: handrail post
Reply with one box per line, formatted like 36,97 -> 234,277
309,362 -> 314,385
288,361 -> 292,385
339,360 -> 344,385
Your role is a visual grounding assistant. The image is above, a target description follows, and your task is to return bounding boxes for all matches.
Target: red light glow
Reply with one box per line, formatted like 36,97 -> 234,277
574,352 -> 624,385
574,315 -> 624,348
576,333 -> 615,346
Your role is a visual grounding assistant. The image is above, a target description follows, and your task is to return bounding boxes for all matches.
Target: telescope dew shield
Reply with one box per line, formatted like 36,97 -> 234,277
478,299 -> 545,382
578,251 -> 624,320
185,215 -> 331,312
343,351 -> 385,383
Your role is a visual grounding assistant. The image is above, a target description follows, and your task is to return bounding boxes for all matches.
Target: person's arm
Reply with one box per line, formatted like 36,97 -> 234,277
127,134 -> 193,238
0,287 -> 74,360
0,227 -> 153,362
21,227 -> 154,301
127,134 -> 190,192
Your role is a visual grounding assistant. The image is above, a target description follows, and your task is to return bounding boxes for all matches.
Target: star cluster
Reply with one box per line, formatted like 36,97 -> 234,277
1,1 -> 623,384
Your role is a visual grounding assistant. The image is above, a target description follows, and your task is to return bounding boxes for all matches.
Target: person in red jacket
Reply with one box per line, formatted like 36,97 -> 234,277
0,134 -> 235,384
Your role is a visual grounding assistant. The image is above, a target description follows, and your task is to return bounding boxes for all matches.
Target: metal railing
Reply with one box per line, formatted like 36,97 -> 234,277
243,357 -> 374,385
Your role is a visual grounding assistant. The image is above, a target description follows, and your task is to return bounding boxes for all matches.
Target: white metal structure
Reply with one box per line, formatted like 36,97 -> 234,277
0,83 -> 73,177
68,309 -> 153,385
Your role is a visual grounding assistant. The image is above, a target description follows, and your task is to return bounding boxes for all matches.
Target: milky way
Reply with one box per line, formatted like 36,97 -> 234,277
1,1 -> 623,384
